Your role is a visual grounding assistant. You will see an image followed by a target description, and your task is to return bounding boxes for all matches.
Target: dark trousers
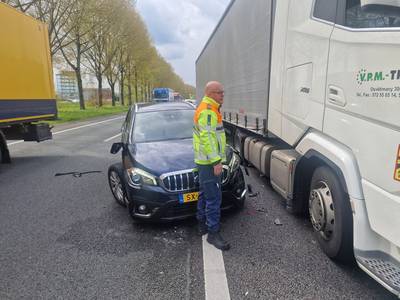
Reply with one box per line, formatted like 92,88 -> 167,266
196,164 -> 222,233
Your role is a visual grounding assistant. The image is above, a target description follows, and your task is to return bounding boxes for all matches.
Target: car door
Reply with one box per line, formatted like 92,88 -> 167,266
324,0 -> 400,246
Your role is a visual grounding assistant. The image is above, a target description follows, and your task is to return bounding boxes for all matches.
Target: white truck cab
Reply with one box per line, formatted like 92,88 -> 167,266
197,0 -> 400,296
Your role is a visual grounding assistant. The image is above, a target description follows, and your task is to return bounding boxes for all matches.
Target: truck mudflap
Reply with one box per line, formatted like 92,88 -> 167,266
23,123 -> 52,142
356,250 -> 400,297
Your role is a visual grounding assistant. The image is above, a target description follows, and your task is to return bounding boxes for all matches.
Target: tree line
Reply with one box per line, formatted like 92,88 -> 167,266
2,0 -> 195,109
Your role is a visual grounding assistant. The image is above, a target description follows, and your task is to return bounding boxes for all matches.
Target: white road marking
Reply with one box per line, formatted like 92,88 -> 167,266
104,133 -> 122,142
7,116 -> 124,146
52,116 -> 124,135
202,235 -> 231,300
7,141 -> 24,146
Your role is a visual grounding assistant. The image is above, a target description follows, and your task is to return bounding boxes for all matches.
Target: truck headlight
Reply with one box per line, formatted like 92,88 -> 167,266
127,167 -> 157,187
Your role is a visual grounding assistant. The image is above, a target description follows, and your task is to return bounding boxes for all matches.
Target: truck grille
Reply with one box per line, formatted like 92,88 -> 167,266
161,169 -> 199,192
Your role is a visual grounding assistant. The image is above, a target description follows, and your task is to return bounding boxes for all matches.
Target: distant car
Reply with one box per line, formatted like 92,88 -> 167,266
107,101 -> 246,222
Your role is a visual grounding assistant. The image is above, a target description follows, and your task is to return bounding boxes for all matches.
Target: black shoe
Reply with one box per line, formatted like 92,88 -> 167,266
198,222 -> 207,236
207,231 -> 230,251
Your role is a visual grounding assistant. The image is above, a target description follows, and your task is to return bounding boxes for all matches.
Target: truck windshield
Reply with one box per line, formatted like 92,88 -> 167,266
346,0 -> 400,28
153,89 -> 169,99
132,110 -> 194,143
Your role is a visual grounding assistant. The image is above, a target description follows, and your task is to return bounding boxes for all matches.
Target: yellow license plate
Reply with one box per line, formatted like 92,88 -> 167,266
180,192 -> 199,203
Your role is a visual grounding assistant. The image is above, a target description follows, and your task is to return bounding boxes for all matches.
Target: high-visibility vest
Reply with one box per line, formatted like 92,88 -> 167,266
193,96 -> 226,165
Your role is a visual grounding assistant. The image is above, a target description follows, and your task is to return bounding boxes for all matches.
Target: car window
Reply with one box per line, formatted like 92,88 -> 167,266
343,0 -> 400,28
132,109 -> 194,143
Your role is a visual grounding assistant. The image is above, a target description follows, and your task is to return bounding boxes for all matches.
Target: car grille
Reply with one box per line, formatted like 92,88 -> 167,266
161,167 -> 230,192
161,169 -> 198,192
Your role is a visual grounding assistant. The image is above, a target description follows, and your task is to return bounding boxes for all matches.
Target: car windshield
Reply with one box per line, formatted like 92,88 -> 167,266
132,109 -> 194,143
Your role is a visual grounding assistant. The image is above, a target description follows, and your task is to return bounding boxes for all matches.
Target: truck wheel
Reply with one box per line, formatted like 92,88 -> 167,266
309,166 -> 354,262
0,130 -> 11,164
108,163 -> 129,207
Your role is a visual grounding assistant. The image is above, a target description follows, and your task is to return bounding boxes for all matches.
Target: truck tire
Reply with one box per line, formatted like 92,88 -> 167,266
0,130 -> 11,164
309,166 -> 354,263
108,163 -> 129,207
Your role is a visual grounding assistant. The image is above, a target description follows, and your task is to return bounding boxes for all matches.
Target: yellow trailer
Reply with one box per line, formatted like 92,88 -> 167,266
0,2 -> 57,163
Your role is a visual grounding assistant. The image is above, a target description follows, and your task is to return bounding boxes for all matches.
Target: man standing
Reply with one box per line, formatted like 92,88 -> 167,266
193,81 -> 229,251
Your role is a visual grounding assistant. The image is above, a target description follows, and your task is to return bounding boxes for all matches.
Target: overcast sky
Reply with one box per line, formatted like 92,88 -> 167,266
136,0 -> 231,87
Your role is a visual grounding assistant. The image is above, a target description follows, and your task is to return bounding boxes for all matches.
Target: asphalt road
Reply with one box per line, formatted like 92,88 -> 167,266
0,115 -> 396,300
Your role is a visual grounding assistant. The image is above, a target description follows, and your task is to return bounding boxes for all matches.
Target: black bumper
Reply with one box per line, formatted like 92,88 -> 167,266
126,167 -> 246,221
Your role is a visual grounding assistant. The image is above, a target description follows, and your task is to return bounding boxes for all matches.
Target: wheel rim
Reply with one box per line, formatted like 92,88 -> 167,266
309,181 -> 335,240
110,171 -> 125,203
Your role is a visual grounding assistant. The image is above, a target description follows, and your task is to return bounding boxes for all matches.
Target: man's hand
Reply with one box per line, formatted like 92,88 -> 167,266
213,163 -> 223,176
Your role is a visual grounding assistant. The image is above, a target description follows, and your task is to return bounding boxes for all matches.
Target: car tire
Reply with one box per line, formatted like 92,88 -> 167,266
233,167 -> 246,210
309,166 -> 354,263
234,196 -> 245,210
108,163 -> 129,207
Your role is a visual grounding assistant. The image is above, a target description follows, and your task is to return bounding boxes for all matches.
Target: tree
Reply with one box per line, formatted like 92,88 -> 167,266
57,0 -> 94,110
1,0 -> 39,12
3,0 -> 195,107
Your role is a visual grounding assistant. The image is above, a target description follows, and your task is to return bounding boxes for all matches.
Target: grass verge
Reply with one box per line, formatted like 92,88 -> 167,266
48,101 -> 129,125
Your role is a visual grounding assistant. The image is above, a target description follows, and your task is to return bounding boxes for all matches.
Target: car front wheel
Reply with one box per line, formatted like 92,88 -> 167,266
108,163 -> 129,207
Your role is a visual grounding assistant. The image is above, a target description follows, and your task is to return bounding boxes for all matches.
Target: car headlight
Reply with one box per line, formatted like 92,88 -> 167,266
229,152 -> 241,172
126,167 -> 157,187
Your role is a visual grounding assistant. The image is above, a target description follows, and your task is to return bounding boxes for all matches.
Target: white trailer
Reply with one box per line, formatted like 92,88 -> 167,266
196,0 -> 400,296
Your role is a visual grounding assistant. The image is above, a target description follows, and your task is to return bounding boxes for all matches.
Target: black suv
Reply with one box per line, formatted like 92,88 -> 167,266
108,101 -> 246,221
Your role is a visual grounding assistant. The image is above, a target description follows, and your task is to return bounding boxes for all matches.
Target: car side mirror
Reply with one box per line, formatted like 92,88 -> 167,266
110,142 -> 123,154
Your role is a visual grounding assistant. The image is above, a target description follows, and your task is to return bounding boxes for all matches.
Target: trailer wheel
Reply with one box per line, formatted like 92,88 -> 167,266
0,130 -> 11,164
108,163 -> 129,207
309,166 -> 354,262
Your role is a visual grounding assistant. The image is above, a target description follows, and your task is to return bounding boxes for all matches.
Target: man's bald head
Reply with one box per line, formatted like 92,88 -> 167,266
204,81 -> 224,105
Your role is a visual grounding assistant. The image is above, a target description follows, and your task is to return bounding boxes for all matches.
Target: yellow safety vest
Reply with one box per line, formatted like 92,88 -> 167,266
193,96 -> 226,165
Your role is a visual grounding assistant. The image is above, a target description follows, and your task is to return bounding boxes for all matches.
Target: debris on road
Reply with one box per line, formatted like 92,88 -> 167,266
274,218 -> 283,226
55,170 -> 102,178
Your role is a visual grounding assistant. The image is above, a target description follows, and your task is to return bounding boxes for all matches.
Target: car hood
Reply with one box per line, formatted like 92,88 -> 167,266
133,138 -> 196,176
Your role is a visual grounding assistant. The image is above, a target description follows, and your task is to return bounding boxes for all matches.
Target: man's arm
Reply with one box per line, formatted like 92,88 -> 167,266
198,110 -> 221,168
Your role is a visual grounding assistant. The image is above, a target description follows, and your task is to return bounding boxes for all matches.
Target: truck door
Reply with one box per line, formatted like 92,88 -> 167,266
281,0 -> 337,145
324,0 -> 400,247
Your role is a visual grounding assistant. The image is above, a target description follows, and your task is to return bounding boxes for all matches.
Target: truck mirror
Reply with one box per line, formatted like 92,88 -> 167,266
110,143 -> 123,154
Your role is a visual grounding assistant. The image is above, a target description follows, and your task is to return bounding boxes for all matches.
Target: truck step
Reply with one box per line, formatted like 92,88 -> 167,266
357,251 -> 400,296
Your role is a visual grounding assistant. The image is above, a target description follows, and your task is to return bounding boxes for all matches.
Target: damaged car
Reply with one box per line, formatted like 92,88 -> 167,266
108,101 -> 246,221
